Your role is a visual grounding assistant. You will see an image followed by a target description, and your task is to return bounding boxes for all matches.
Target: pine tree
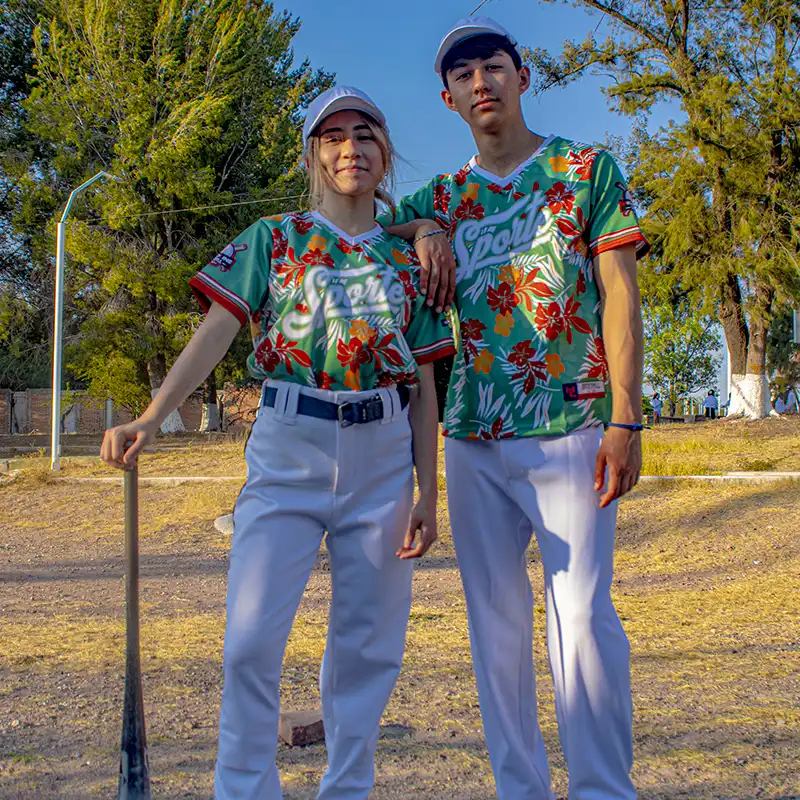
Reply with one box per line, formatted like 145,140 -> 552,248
20,0 -> 332,428
528,0 -> 800,419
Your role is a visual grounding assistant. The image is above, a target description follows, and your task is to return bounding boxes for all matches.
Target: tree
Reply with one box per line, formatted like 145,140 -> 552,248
644,300 -> 720,417
767,309 -> 800,394
0,0 -> 55,392
527,0 -> 800,419
19,0 -> 331,429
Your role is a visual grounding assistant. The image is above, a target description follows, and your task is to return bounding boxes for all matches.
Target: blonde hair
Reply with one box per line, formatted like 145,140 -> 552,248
304,112 -> 397,219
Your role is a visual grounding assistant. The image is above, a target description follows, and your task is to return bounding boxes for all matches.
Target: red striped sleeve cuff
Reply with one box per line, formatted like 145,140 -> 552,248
189,273 -> 250,327
590,227 -> 650,260
413,339 -> 457,365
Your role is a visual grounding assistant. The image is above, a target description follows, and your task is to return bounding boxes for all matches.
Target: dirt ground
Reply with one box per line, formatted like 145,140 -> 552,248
1,429 -> 799,799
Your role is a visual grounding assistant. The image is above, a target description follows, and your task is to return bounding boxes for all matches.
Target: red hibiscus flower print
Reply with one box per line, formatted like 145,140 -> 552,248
535,302 -> 565,341
556,207 -> 588,254
576,270 -> 587,295
336,237 -> 363,255
461,318 -> 487,364
480,416 -> 515,440
275,246 -> 307,288
487,182 -> 513,194
271,229 -> 288,261
586,336 -> 609,381
545,182 -> 575,215
433,183 -> 451,214
562,295 -> 593,344
486,282 -> 518,315
377,370 -> 418,388
462,318 -> 487,340
288,213 -> 313,234
365,331 -> 405,371
397,270 -> 418,301
317,371 -> 333,390
337,337 -> 371,372
507,340 -> 548,394
514,268 -> 554,311
255,334 -> 312,375
453,166 -> 469,186
301,247 -> 334,268
453,197 -> 485,222
568,147 -> 597,180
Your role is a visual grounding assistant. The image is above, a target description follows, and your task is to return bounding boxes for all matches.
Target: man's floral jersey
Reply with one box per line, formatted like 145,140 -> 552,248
190,211 -> 455,392
382,135 -> 648,439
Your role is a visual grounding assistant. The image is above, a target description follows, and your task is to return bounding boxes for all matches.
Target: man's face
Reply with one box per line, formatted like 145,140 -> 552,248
441,50 -> 530,133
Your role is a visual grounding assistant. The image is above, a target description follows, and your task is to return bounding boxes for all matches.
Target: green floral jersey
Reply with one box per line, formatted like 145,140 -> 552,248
190,211 -> 455,392
383,135 -> 648,439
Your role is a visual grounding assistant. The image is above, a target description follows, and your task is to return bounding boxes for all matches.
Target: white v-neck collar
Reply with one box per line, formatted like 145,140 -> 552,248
468,134 -> 555,184
311,211 -> 384,245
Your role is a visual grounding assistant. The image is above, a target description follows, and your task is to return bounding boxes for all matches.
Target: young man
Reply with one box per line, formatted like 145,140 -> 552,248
384,17 -> 648,800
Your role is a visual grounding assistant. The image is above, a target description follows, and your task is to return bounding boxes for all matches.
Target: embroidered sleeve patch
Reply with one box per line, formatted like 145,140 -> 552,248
563,381 -> 606,401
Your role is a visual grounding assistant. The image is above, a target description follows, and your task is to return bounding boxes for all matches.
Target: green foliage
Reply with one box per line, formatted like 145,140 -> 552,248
767,308 -> 800,390
13,0 -> 332,404
644,300 -> 721,415
527,0 -> 800,380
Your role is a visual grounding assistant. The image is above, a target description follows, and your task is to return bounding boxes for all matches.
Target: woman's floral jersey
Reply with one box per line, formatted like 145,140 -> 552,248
381,135 -> 649,439
190,210 -> 455,392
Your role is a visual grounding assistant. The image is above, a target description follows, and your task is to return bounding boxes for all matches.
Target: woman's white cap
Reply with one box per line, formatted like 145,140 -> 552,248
434,16 -> 517,76
302,86 -> 386,142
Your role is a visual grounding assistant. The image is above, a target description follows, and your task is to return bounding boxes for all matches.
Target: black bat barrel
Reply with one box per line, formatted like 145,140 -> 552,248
118,467 -> 151,799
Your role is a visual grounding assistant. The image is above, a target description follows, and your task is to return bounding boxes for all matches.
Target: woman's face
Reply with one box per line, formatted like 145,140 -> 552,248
315,110 -> 385,199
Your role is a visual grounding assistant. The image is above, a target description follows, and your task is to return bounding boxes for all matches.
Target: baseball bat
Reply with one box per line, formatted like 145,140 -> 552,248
118,466 -> 151,799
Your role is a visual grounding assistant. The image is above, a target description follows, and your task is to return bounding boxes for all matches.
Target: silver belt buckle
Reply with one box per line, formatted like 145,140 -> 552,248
337,402 -> 355,428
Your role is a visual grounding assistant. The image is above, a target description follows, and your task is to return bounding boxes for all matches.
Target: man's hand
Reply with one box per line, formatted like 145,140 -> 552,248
396,496 -> 438,559
413,222 -> 456,313
594,426 -> 641,508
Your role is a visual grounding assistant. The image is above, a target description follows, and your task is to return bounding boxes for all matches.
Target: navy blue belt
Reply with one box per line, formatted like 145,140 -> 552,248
262,384 -> 410,427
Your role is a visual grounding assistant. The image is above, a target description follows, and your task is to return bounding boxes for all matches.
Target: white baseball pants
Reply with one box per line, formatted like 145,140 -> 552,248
445,427 -> 635,800
215,381 -> 414,799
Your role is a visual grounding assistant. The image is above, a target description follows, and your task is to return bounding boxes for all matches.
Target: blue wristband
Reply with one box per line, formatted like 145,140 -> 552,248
607,422 -> 647,431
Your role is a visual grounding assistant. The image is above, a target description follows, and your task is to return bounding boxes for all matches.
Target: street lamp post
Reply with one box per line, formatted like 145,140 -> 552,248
51,171 -> 119,470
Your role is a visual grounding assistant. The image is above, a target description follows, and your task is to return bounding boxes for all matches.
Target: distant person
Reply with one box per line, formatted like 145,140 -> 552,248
704,389 -> 718,419
774,393 -> 787,413
652,392 -> 662,423
785,387 -> 798,414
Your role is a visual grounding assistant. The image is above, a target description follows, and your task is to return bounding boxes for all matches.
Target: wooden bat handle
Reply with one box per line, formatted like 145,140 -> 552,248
118,467 -> 151,799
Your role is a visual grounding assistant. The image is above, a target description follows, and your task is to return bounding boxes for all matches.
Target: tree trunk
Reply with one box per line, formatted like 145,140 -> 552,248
200,371 -> 220,432
147,352 -> 186,434
719,273 -> 748,376
729,293 -> 774,420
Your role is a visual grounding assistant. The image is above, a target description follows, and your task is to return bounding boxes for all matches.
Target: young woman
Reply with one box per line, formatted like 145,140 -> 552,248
100,86 -> 455,799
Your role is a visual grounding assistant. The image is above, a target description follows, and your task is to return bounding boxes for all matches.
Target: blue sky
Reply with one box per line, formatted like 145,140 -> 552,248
282,0 -> 682,192
280,1 -> 727,396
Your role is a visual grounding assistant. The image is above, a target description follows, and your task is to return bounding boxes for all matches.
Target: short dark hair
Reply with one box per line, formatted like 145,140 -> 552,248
441,34 -> 523,89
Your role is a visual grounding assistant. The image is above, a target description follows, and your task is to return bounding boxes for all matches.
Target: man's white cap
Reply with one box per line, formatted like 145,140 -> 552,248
434,16 -> 518,76
303,86 -> 386,142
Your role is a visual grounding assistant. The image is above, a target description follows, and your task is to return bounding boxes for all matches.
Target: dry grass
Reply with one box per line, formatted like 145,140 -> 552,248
6,416 -> 800,480
1,430 -> 799,798
643,416 -> 800,475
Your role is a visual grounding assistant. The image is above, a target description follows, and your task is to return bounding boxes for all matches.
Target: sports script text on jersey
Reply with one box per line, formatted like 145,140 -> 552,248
281,263 -> 407,339
454,190 -> 553,280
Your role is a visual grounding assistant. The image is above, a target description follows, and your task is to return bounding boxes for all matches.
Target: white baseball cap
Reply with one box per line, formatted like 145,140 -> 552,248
434,16 -> 518,76
302,86 -> 387,143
